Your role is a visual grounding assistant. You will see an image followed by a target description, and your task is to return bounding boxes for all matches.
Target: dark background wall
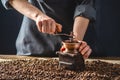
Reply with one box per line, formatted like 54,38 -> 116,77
0,1 -> 23,54
94,0 -> 120,56
0,0 -> 120,56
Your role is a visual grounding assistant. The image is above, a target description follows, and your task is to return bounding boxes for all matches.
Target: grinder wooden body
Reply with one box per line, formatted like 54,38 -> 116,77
56,40 -> 85,71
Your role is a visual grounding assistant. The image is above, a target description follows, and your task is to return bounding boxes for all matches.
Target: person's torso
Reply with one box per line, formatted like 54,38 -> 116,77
16,0 -> 79,55
32,0 -> 77,33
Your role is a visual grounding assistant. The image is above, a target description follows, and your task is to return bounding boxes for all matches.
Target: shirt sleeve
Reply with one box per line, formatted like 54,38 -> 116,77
1,0 -> 13,9
74,0 -> 96,21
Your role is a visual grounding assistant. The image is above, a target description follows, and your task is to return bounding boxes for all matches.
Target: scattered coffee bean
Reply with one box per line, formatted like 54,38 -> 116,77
0,59 -> 120,80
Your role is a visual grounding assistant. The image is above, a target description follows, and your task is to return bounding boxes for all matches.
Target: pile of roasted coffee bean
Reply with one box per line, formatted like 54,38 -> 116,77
0,59 -> 120,80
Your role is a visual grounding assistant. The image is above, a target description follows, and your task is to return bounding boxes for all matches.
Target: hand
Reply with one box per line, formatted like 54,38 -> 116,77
36,14 -> 62,34
79,41 -> 92,59
60,41 -> 92,59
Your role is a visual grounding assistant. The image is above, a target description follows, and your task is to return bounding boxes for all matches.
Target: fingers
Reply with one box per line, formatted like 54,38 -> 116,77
83,48 -> 92,59
60,46 -> 66,52
56,23 -> 62,32
36,21 -> 42,32
36,17 -> 62,34
42,20 -> 47,33
50,20 -> 56,34
79,41 -> 92,59
79,41 -> 87,52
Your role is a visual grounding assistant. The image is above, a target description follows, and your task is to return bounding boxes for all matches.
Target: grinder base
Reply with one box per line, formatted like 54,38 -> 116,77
57,51 -> 85,71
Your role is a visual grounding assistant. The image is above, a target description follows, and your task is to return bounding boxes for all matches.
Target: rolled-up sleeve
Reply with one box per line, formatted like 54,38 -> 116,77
1,0 -> 12,9
74,0 -> 96,21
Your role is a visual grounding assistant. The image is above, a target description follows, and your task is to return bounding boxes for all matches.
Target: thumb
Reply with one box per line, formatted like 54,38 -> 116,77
60,46 -> 66,52
56,23 -> 62,32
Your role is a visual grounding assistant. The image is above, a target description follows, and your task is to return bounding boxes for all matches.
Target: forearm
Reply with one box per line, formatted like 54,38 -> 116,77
73,16 -> 89,40
9,0 -> 44,21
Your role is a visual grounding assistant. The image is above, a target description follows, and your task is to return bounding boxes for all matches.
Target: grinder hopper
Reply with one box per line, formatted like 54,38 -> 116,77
56,33 -> 85,71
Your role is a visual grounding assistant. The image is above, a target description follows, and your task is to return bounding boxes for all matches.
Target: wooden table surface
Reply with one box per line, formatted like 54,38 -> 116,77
0,55 -> 120,64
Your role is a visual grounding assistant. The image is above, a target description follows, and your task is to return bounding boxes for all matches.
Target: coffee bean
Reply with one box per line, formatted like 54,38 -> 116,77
0,59 -> 120,80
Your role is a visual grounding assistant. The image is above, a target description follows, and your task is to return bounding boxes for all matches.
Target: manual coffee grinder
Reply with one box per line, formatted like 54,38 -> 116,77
56,32 -> 85,71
